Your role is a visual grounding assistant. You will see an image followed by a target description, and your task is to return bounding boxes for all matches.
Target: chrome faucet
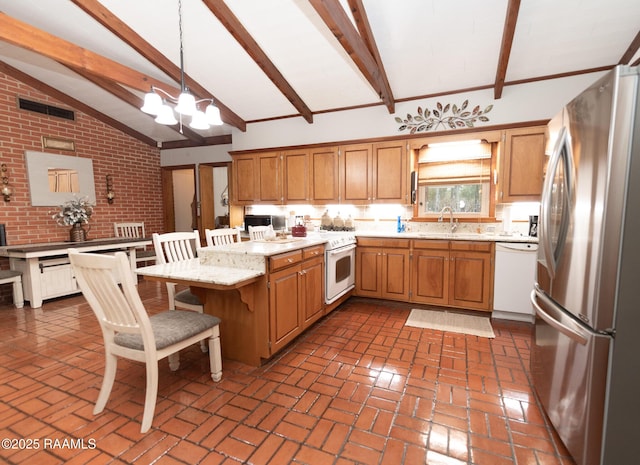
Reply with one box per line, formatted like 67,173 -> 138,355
438,206 -> 458,233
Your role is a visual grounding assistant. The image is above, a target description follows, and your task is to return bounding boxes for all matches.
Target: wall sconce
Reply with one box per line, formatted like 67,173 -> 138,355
1,164 -> 12,202
106,174 -> 115,204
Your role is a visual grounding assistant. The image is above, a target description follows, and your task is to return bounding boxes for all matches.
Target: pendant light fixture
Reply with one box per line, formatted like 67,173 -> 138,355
140,0 -> 223,129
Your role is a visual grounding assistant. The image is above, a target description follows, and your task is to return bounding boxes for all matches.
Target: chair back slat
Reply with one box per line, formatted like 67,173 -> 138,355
114,222 -> 146,238
248,225 -> 273,241
152,231 -> 199,264
205,228 -> 241,247
69,250 -> 156,350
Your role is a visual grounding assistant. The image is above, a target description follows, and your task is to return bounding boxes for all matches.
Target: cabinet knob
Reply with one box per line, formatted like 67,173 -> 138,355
287,258 -> 293,263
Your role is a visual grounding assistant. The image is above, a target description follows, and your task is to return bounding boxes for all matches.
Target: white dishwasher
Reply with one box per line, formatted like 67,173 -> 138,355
492,242 -> 538,323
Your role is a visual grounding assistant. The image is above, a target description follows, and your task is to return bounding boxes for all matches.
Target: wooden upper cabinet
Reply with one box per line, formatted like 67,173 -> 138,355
282,149 -> 309,203
232,154 -> 258,203
340,143 -> 372,204
499,126 -> 546,202
310,147 -> 339,203
372,140 -> 408,203
258,152 -> 281,203
232,152 -> 281,204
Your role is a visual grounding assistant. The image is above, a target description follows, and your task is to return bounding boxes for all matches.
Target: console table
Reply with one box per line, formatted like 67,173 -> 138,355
0,237 -> 152,308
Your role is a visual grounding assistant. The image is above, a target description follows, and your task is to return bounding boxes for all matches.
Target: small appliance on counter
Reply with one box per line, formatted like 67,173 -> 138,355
291,216 -> 307,237
244,214 -> 286,231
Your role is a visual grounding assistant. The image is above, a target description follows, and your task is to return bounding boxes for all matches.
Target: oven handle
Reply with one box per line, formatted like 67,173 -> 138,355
326,244 -> 356,256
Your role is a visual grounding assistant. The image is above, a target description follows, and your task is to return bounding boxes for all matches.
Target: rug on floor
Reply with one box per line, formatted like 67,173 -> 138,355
405,308 -> 495,338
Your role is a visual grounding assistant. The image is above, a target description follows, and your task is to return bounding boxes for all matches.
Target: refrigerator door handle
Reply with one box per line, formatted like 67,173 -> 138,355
531,289 -> 589,345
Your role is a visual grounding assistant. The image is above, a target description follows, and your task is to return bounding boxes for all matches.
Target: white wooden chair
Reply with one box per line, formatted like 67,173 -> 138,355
205,228 -> 241,247
0,270 -> 24,308
152,230 -> 207,351
113,222 -> 156,267
68,249 -> 222,433
248,225 -> 273,241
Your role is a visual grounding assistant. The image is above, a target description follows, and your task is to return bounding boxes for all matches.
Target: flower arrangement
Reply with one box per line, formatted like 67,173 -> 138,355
51,196 -> 94,226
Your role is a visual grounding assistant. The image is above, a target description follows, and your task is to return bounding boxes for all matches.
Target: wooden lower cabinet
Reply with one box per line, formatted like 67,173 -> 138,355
411,240 -> 449,306
268,245 -> 324,354
410,240 -> 494,311
355,237 -> 410,301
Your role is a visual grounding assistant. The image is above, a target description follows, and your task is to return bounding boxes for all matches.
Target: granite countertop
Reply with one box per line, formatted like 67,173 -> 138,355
200,236 -> 328,257
136,258 -> 265,288
354,231 -> 538,243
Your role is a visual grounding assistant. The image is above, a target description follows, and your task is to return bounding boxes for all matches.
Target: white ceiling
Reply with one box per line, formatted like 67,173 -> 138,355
0,0 -> 638,147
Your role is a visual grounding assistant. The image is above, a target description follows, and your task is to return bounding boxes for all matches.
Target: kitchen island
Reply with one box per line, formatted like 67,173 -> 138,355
136,236 -> 327,366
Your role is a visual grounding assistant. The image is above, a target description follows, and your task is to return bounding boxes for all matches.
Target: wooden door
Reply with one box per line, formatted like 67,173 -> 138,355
258,152 -> 281,203
355,247 -> 381,297
310,146 -> 339,203
269,265 -> 302,352
411,248 -> 449,305
233,154 -> 258,203
449,250 -> 492,311
301,256 -> 324,328
501,127 -> 546,202
381,248 -> 410,301
340,143 -> 371,204
372,140 -> 408,203
282,149 -> 309,203
199,165 -> 216,233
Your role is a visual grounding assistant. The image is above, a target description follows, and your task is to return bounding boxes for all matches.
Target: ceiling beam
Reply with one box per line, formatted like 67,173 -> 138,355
202,0 -> 313,123
346,0 -> 394,113
309,0 -> 394,113
0,60 -> 157,147
0,13 -> 183,97
160,135 -> 232,150
619,29 -> 640,64
70,0 -> 246,132
68,66 -> 206,144
494,0 -> 521,99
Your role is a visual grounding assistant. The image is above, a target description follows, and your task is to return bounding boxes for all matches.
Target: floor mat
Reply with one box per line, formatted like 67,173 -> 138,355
405,308 -> 495,338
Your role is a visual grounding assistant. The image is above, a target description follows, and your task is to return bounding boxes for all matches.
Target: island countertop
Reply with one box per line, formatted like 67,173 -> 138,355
136,258 -> 265,289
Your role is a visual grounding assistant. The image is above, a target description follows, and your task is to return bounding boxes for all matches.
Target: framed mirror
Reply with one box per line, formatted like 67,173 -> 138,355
25,151 -> 96,206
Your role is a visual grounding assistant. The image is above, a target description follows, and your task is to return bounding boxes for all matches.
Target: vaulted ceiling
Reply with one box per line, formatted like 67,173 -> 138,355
1,0 -> 639,149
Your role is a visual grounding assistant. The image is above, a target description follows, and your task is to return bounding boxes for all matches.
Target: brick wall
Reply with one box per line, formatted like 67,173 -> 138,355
0,72 -> 163,302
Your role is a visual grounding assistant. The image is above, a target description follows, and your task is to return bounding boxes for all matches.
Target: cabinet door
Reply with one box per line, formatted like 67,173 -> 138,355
310,147 -> 339,203
282,149 -> 309,203
258,152 -> 282,203
381,248 -> 410,301
269,265 -> 302,352
449,251 -> 492,311
232,154 -> 258,203
411,249 -> 449,305
500,127 -> 546,202
372,141 -> 408,203
355,247 -> 381,297
301,257 -> 324,328
340,144 -> 372,204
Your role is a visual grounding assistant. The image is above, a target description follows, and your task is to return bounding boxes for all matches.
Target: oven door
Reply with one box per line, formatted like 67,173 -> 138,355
325,244 -> 356,304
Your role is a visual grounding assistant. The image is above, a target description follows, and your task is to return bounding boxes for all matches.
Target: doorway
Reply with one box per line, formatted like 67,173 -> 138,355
161,163 -> 240,236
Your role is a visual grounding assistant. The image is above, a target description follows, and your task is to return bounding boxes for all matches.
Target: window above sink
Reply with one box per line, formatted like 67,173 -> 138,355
416,140 -> 493,219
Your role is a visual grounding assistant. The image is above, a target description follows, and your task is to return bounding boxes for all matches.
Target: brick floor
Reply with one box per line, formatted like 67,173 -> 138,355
0,281 -> 575,464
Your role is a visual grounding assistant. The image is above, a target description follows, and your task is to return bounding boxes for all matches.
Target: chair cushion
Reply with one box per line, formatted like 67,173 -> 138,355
175,289 -> 202,306
114,311 -> 221,350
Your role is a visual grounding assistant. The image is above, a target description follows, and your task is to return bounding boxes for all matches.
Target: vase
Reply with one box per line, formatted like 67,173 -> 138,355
69,223 -> 87,242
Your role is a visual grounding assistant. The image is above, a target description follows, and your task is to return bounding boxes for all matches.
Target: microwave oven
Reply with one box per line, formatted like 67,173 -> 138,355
244,215 -> 286,230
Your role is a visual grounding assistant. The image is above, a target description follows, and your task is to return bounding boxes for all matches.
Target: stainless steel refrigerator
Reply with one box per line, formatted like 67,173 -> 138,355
531,65 -> 640,465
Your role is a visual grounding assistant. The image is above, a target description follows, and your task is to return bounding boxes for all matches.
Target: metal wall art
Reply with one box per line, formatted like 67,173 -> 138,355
396,100 -> 493,134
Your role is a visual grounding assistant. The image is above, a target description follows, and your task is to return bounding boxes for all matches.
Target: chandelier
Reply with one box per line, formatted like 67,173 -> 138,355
140,0 -> 223,130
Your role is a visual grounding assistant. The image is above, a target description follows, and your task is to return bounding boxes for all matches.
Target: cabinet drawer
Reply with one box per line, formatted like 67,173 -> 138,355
270,250 -> 303,271
450,241 -> 493,253
303,245 -> 324,260
412,239 -> 450,251
357,237 -> 411,248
